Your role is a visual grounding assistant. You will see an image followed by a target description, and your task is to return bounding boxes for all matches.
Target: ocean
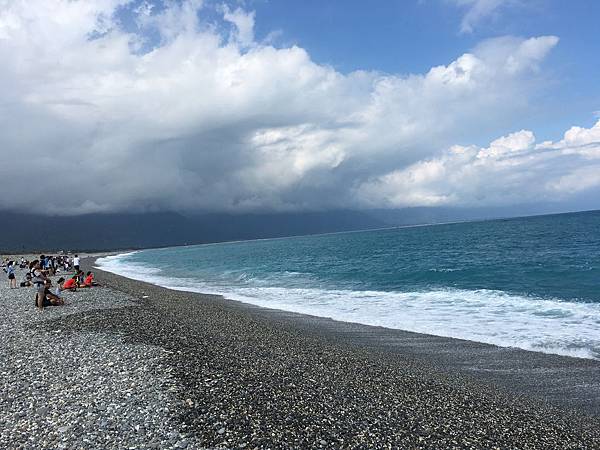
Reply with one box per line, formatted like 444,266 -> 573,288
96,210 -> 600,360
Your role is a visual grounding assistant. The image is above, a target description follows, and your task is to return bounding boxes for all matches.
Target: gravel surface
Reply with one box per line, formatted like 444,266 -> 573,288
0,267 -> 205,450
1,262 -> 599,449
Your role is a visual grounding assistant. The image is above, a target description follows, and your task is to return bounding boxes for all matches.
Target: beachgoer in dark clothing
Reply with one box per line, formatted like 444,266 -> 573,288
43,280 -> 63,306
7,262 -> 16,288
20,272 -> 32,287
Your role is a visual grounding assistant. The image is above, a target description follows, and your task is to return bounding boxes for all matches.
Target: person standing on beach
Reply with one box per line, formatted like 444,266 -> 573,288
73,254 -> 80,273
31,261 -> 48,309
7,262 -> 16,289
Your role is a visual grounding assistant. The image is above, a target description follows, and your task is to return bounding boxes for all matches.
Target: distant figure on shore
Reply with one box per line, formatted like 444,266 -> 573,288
48,256 -> 56,275
73,255 -> 80,273
7,261 -> 16,289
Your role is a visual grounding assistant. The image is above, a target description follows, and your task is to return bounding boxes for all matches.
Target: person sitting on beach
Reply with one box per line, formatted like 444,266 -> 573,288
20,272 -> 32,287
82,271 -> 100,287
42,280 -> 64,306
62,276 -> 78,291
73,270 -> 85,286
7,261 -> 17,289
52,278 -> 69,304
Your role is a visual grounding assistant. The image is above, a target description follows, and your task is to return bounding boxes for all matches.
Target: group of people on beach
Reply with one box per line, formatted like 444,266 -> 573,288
2,254 -> 101,309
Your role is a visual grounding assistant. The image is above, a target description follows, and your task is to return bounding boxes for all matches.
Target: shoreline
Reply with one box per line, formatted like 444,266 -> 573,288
90,258 -> 600,419
96,255 -> 599,362
85,259 -> 599,447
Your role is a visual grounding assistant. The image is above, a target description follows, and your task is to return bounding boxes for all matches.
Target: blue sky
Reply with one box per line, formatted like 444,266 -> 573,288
1,0 -> 600,214
246,0 -> 600,142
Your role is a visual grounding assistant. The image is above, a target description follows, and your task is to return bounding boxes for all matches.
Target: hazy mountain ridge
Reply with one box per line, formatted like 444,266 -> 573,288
1,204 -> 594,253
0,210 -> 386,253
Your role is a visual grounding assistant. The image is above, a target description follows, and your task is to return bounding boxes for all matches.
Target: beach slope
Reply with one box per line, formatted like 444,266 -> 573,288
1,262 -> 599,449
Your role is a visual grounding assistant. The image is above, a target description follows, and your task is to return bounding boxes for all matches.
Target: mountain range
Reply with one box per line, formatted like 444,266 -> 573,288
0,203 -> 590,253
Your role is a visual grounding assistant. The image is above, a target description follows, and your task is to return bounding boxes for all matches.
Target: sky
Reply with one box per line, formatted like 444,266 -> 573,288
0,0 -> 599,215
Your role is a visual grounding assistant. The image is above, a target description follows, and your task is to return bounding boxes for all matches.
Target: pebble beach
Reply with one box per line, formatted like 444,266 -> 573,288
0,265 -> 200,449
1,260 -> 599,449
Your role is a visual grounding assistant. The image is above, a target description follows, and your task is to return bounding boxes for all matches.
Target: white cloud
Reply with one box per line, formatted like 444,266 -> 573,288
560,122 -> 600,148
478,129 -> 535,158
0,0 -> 587,216
357,120 -> 600,208
222,5 -> 255,47
451,0 -> 517,34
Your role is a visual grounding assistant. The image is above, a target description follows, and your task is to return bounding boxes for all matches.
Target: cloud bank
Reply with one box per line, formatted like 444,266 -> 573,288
357,120 -> 600,208
0,0 -> 597,215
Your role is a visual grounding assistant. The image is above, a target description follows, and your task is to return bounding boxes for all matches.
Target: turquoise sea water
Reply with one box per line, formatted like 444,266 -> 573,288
97,210 -> 600,359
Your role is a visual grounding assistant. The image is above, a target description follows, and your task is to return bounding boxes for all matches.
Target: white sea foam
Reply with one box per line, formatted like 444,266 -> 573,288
97,253 -> 600,360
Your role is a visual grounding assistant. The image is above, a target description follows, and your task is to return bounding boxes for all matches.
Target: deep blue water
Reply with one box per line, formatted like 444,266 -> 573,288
98,211 -> 600,359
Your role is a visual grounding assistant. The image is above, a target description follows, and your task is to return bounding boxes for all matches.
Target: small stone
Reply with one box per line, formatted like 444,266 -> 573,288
217,427 -> 226,435
320,440 -> 327,446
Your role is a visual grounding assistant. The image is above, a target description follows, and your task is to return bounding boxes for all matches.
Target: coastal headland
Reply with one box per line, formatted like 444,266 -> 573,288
0,257 -> 598,449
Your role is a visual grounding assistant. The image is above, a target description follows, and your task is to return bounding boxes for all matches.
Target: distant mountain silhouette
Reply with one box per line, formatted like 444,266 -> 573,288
0,210 -> 386,253
1,204 -> 593,253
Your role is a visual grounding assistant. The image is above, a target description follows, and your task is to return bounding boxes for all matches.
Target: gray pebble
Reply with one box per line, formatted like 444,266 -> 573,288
175,439 -> 188,448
